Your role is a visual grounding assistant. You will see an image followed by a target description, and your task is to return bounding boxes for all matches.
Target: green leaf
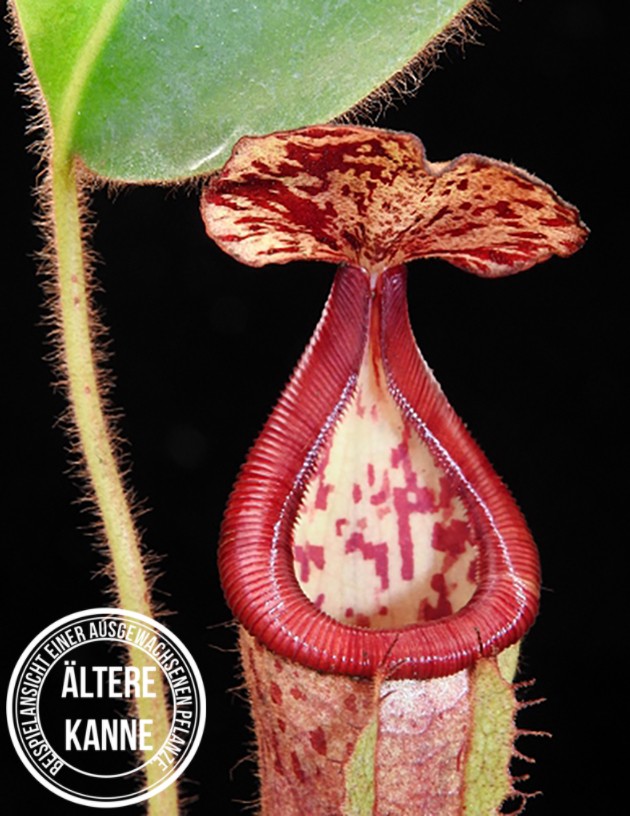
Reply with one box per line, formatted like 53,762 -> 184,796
343,714 -> 377,816
13,0 -> 475,182
463,653 -> 519,815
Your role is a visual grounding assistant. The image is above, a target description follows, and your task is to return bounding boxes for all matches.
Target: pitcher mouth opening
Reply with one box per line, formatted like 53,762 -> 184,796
219,265 -> 540,681
292,277 -> 481,632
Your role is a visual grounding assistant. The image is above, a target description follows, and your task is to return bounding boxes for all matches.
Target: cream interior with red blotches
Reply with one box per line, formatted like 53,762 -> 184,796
293,336 -> 480,630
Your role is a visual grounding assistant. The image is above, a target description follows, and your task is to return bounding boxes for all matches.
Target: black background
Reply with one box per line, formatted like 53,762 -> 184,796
2,1 -> 620,813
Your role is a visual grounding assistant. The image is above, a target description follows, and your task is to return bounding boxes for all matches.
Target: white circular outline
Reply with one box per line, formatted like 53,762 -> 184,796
6,608 -> 206,808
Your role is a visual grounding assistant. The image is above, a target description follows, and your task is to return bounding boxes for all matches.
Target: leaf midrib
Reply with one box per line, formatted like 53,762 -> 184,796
55,0 -> 127,159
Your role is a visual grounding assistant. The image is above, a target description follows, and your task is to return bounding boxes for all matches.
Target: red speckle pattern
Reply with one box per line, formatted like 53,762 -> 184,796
290,751 -> 306,784
270,682 -> 283,706
308,727 -> 328,757
293,543 -> 325,583
290,686 -> 307,702
202,125 -> 587,277
242,628 -> 488,815
293,306 -> 478,629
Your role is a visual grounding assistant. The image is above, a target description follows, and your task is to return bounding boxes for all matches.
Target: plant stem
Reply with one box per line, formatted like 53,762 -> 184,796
50,147 -> 178,816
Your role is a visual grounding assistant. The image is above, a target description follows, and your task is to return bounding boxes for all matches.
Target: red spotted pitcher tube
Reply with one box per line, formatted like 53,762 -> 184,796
201,126 -> 587,814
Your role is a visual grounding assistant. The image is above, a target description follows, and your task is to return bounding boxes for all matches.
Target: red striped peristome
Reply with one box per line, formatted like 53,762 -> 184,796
218,262 -> 540,680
